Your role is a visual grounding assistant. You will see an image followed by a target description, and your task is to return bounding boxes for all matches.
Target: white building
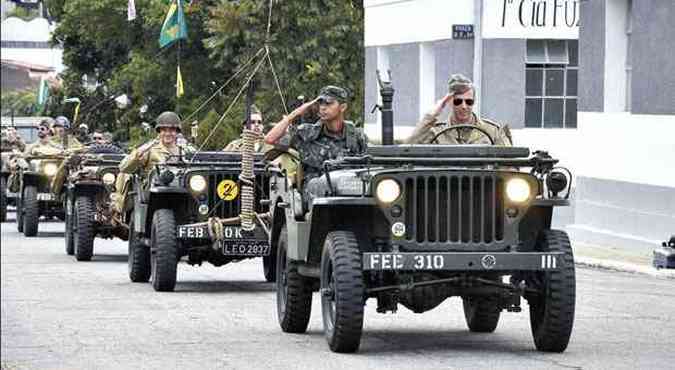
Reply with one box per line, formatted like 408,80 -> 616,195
1,16 -> 63,92
364,0 -> 674,251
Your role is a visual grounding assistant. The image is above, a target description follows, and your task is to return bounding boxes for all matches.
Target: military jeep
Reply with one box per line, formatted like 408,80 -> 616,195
14,153 -> 66,236
270,144 -> 575,353
124,151 -> 273,292
1,123 -> 38,222
64,144 -> 126,261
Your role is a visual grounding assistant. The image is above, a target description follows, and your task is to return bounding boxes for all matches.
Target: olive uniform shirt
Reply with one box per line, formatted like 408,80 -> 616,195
222,138 -> 267,153
407,112 -> 512,146
50,135 -> 83,151
279,120 -> 368,181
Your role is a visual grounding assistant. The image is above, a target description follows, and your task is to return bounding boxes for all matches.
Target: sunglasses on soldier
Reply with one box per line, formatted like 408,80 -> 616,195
453,98 -> 474,106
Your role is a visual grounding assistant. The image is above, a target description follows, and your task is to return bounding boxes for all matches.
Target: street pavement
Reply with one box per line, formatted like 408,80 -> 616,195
2,212 -> 675,370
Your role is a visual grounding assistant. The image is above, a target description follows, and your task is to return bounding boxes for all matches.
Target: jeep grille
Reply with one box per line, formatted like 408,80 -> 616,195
403,174 -> 504,246
205,172 -> 270,218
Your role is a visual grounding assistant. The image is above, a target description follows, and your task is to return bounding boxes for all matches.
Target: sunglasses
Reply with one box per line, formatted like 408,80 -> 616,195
453,98 -> 475,106
38,127 -> 50,132
93,137 -> 104,141
250,120 -> 262,124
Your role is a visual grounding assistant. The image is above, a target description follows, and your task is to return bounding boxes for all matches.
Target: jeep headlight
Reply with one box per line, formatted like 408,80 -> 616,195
375,179 -> 401,203
189,175 -> 207,193
43,162 -> 58,177
102,172 -> 116,185
505,178 -> 531,203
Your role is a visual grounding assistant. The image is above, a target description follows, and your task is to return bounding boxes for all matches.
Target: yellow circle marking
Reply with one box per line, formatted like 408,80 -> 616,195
217,179 -> 239,201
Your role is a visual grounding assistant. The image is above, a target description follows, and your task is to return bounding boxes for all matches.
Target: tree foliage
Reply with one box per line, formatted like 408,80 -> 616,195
46,0 -> 364,150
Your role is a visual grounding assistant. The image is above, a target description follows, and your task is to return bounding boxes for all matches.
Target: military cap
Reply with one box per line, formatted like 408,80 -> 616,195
54,116 -> 70,128
318,85 -> 349,103
155,111 -> 182,132
447,74 -> 473,95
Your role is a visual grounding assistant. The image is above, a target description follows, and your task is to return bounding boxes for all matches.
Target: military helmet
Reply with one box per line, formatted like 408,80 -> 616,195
155,111 -> 182,132
54,116 -> 70,129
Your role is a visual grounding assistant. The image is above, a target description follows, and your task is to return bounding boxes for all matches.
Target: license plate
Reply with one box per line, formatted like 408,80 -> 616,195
37,193 -> 55,201
177,224 -> 210,239
220,241 -> 270,256
362,252 -> 563,271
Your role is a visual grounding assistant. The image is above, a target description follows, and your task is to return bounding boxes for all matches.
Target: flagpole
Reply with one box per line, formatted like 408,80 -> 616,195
176,38 -> 181,111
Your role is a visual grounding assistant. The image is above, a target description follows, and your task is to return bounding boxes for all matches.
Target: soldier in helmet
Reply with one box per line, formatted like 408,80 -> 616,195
50,116 -> 84,150
76,123 -> 90,144
223,105 -> 267,152
406,74 -> 512,146
112,111 -> 194,218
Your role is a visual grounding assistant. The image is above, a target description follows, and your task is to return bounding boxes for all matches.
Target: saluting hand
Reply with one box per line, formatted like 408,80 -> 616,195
431,93 -> 452,117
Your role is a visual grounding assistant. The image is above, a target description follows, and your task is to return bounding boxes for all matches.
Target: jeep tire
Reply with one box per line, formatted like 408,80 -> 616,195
64,195 -> 74,255
22,185 -> 39,236
73,195 -> 95,261
15,186 -> 23,232
263,245 -> 277,282
150,209 -> 178,292
276,224 -> 312,333
0,176 -> 7,222
320,231 -> 364,353
529,229 -> 575,353
128,216 -> 150,283
462,296 -> 501,333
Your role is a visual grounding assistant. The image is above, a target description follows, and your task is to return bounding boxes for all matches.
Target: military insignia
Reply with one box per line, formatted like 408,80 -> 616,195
217,179 -> 239,201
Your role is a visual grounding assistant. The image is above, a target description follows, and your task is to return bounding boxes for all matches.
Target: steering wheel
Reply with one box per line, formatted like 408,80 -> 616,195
430,124 -> 495,145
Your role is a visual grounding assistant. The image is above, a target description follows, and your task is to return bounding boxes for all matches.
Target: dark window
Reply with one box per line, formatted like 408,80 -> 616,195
526,69 -> 543,96
544,99 -> 564,128
566,69 -> 578,96
524,40 -> 578,128
545,69 -> 564,96
565,99 -> 577,128
525,98 -> 543,127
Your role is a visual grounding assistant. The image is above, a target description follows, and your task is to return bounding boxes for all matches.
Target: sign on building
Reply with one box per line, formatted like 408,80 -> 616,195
482,0 -> 580,39
452,25 -> 474,40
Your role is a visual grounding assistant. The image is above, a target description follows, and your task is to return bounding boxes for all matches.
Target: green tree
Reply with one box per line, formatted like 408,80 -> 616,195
49,0 -> 364,150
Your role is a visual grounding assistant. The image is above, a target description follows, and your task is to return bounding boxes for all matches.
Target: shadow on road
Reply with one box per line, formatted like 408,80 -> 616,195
92,254 -> 128,263
359,329 -> 533,354
36,231 -> 65,238
176,280 -> 275,293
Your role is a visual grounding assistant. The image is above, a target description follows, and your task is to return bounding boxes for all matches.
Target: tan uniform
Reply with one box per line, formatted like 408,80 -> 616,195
24,141 -> 63,156
51,135 -> 83,150
113,141 -> 193,214
407,112 -> 512,146
222,138 -> 267,152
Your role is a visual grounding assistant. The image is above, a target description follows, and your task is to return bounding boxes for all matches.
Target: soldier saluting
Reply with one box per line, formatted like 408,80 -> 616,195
264,85 -> 368,184
407,74 -> 512,146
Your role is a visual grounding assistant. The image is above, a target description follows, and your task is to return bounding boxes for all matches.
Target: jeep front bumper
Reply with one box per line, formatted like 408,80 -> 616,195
363,252 -> 564,271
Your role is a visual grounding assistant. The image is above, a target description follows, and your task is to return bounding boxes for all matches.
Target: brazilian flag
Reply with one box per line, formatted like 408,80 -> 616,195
159,0 -> 187,48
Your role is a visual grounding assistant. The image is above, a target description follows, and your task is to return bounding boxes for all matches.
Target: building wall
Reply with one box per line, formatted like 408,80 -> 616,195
603,0 -> 629,112
578,0 -> 605,112
480,39 -> 526,128
631,0 -> 675,114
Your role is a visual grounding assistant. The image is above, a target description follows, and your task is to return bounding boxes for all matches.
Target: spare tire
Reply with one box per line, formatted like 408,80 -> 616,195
87,143 -> 124,154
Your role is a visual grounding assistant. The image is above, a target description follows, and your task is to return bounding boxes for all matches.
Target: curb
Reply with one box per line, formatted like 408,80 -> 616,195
575,255 -> 675,279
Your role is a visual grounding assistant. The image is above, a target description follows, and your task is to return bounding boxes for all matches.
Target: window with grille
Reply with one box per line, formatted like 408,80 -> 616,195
525,40 -> 578,128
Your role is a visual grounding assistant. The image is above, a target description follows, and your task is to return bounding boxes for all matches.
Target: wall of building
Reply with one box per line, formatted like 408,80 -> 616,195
480,39 -> 526,128
631,0 -> 675,114
603,0 -> 629,112
578,0 -> 605,112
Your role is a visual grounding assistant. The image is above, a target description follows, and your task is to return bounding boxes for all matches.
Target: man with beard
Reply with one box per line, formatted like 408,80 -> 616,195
264,85 -> 368,186
406,74 -> 512,146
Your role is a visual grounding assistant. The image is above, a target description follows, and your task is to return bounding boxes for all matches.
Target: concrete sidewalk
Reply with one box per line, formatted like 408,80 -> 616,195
573,242 -> 675,279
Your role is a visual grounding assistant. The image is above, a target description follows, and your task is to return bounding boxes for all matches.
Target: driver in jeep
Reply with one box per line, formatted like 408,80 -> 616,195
406,74 -> 513,146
